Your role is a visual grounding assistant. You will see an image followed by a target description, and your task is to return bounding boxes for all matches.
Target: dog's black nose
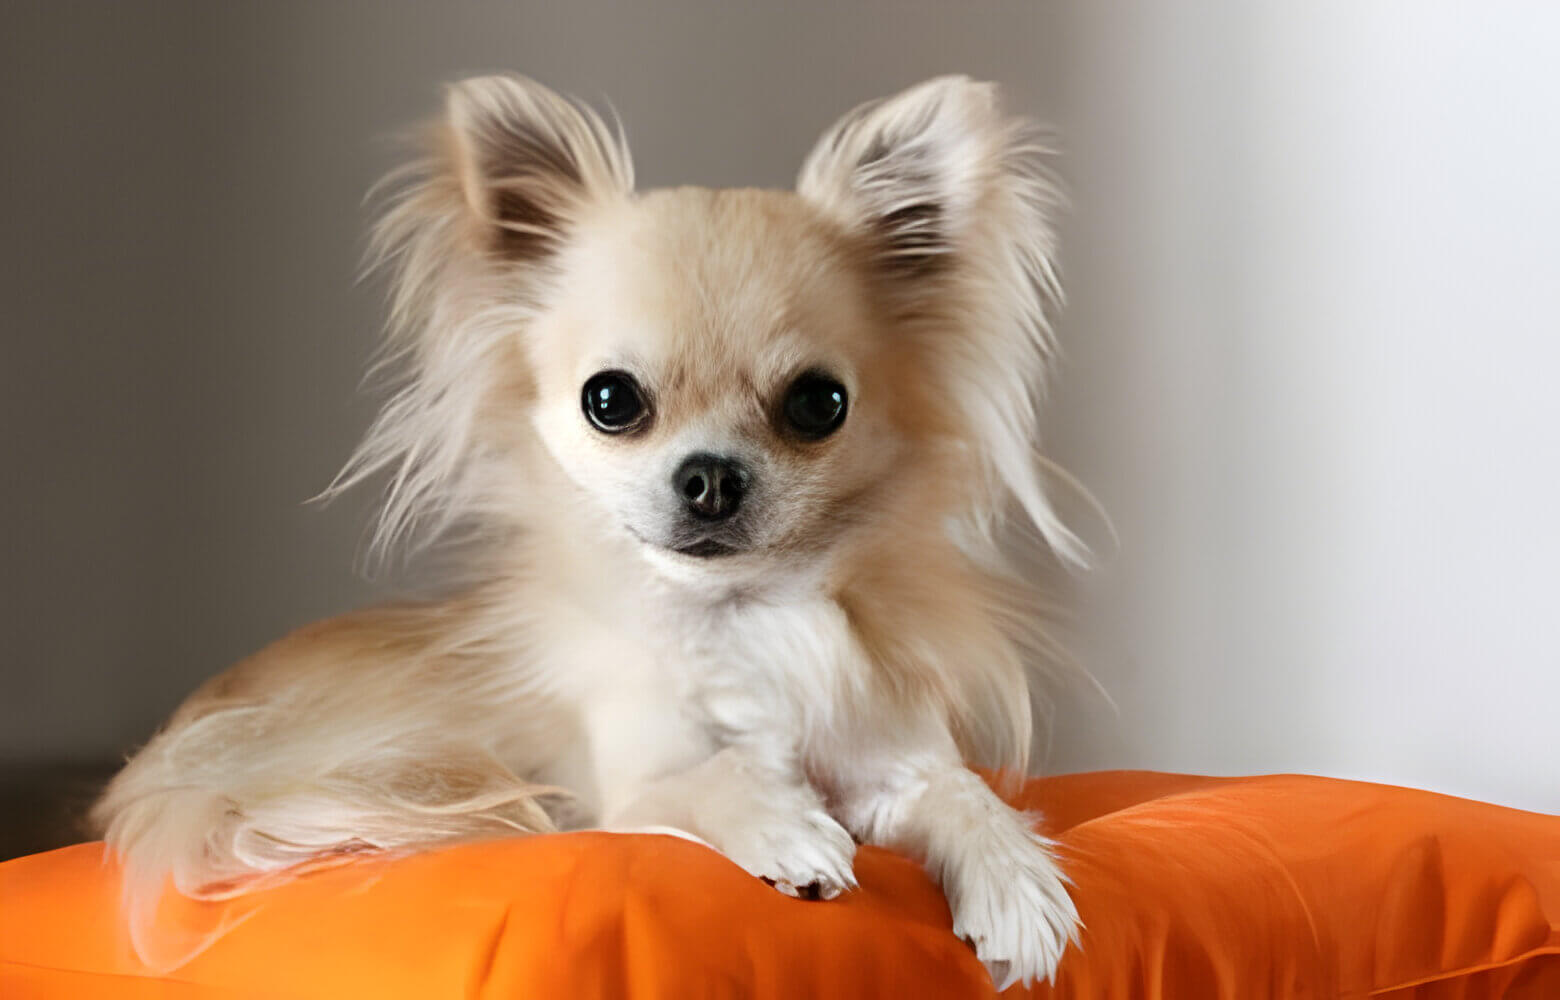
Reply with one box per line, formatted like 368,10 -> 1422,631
673,453 -> 748,521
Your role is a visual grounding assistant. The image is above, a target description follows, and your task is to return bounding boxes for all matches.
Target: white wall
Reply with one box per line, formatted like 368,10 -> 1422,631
1044,3 -> 1560,813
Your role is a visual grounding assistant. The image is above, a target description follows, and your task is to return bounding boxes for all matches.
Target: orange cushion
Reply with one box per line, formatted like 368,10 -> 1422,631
2,772 -> 1556,998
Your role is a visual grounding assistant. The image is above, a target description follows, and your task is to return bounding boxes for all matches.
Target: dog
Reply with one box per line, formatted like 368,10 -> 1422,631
93,74 -> 1086,988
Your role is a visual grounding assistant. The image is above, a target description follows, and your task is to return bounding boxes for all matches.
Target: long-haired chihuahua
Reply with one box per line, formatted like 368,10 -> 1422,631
94,74 -> 1085,988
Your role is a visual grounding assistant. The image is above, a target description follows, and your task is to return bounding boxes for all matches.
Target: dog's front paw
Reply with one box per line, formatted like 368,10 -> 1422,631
703,790 -> 858,901
947,831 -> 1079,991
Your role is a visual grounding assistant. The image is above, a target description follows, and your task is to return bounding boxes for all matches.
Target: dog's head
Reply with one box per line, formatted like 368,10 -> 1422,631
343,75 -> 1082,586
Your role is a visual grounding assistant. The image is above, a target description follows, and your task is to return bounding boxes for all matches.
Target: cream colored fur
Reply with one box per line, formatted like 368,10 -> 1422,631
93,74 -> 1083,987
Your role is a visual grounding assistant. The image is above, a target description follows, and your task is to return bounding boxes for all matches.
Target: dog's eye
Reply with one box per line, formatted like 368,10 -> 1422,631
781,372 -> 848,440
582,371 -> 648,433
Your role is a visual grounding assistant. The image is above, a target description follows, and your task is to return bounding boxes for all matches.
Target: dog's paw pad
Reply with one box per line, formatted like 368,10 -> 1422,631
981,959 -> 1015,993
760,873 -> 845,901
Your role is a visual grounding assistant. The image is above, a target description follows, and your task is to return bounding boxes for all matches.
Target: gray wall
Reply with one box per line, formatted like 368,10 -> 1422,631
1,1 -> 1065,763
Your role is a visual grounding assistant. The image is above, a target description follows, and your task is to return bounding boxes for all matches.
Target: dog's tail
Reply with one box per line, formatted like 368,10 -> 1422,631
91,619 -> 561,970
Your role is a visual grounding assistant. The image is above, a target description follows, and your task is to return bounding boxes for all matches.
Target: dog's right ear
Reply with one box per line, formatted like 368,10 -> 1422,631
336,77 -> 634,562
444,75 -> 634,260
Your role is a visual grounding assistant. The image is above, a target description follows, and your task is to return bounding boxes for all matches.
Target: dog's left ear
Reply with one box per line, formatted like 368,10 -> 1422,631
797,76 -> 1036,279
799,78 -> 1086,566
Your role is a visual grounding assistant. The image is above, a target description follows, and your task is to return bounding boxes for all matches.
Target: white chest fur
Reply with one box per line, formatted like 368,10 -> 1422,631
548,579 -> 860,825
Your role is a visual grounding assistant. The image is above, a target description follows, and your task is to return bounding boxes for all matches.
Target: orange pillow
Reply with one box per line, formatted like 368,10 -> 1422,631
2,772 -> 1556,998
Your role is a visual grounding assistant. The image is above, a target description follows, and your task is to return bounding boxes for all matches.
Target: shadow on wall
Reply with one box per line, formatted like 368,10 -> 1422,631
0,764 -> 117,861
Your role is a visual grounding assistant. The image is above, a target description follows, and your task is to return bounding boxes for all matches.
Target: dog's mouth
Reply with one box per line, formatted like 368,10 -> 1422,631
670,537 -> 740,559
626,526 -> 749,560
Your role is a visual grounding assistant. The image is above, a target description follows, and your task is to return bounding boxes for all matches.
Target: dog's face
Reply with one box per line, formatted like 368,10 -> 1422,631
526,190 -> 907,574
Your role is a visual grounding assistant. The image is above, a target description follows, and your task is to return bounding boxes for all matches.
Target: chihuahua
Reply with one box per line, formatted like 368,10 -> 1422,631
94,74 -> 1085,988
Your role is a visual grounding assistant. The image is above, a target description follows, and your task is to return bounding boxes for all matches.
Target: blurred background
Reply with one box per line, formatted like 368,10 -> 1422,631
3,1 -> 1557,858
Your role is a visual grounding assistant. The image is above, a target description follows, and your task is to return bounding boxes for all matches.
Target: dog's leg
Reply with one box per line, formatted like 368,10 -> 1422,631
824,725 -> 1079,989
607,746 -> 858,900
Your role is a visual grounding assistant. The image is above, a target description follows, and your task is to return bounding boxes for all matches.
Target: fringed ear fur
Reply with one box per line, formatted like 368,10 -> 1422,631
798,76 -> 1001,276
797,76 -> 1088,567
445,74 -> 634,259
